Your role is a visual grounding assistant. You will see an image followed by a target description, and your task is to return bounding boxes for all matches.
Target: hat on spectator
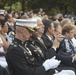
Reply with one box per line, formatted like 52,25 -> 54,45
15,19 -> 39,32
0,10 -> 5,15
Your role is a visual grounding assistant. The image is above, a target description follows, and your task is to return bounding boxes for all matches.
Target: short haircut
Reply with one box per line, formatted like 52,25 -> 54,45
42,19 -> 53,33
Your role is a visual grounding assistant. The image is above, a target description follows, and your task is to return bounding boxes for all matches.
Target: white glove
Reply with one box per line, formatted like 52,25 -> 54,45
43,59 -> 61,71
49,59 -> 61,69
42,59 -> 50,71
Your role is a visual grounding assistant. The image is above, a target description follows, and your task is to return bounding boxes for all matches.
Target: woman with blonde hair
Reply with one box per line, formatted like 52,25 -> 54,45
57,24 -> 76,72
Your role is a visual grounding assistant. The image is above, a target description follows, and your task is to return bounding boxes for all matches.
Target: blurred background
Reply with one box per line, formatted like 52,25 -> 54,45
0,0 -> 76,16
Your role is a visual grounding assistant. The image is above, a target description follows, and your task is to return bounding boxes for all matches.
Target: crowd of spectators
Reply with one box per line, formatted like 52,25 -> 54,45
0,8 -> 76,75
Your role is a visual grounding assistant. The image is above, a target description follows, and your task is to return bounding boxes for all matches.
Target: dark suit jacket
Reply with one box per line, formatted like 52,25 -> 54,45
42,34 -> 53,49
56,38 -> 76,69
0,65 -> 9,75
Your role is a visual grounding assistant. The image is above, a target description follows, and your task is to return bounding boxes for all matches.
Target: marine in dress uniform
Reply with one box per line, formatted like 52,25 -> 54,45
5,19 -> 46,75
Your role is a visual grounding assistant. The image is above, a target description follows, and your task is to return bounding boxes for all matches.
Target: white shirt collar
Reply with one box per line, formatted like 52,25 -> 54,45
45,34 -> 52,41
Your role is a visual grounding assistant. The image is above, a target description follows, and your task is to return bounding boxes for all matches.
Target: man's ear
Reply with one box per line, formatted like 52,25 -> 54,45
20,27 -> 24,34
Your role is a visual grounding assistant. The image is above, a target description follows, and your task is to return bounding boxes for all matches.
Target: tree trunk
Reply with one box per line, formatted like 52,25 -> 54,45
21,0 -> 25,11
65,5 -> 68,14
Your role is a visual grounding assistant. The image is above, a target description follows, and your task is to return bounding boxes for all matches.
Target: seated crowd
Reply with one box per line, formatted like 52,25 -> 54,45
0,9 -> 76,75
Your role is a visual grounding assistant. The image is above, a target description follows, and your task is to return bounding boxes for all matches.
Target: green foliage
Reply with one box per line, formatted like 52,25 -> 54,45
4,2 -> 22,11
0,0 -> 76,15
26,0 -> 76,14
12,2 -> 22,11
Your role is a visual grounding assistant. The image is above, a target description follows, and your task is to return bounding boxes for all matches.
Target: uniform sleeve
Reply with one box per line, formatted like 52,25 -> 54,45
6,47 -> 46,75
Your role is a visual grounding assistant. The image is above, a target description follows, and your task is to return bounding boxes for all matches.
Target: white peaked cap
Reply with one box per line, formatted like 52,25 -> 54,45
15,19 -> 39,31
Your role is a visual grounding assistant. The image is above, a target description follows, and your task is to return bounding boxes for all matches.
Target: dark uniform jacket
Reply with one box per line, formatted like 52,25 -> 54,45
5,38 -> 46,75
5,38 -> 75,75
